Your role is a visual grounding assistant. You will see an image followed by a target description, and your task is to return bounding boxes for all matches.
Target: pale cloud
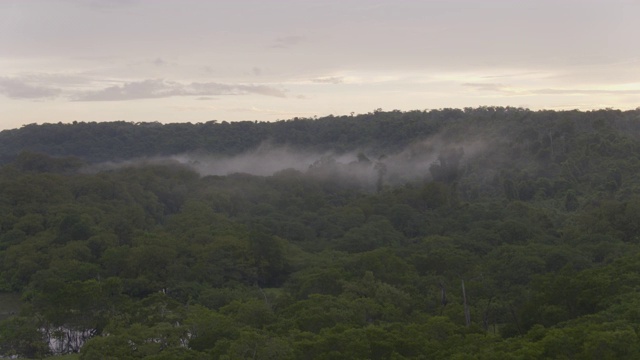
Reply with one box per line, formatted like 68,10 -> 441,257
531,88 -> 640,95
228,105 -> 314,117
271,36 -> 306,49
0,77 -> 62,99
9,72 -> 92,87
64,0 -> 137,10
463,82 -> 640,97
462,83 -> 510,93
480,72 -> 545,80
298,72 -> 402,86
72,79 -> 287,101
189,82 -> 286,98
312,76 -> 344,84
73,79 -> 182,101
169,104 -> 218,112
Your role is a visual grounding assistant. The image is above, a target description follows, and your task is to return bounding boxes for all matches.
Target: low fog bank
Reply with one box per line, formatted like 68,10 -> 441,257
87,136 -> 487,189
175,144 -> 333,177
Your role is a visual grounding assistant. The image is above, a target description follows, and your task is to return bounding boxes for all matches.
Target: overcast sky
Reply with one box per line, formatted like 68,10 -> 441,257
1,0 -> 639,130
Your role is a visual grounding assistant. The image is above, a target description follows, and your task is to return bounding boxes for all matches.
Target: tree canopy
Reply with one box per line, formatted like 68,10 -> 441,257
2,107 -> 640,358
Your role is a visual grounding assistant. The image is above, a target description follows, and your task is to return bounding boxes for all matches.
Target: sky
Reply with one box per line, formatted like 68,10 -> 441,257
1,0 -> 639,130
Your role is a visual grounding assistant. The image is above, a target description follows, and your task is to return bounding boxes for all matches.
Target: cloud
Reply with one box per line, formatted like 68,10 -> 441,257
463,82 -> 640,96
0,77 -> 62,99
530,88 -> 640,95
189,82 -> 286,98
65,0 -> 137,10
72,79 -> 182,101
153,58 -> 167,66
312,76 -> 344,84
21,73 -> 92,86
480,71 -> 543,80
73,79 -> 286,101
271,36 -> 306,49
462,83 -> 510,92
227,106 -> 312,118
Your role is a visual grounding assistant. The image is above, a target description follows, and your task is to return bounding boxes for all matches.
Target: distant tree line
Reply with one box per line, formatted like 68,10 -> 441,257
2,107 -> 638,164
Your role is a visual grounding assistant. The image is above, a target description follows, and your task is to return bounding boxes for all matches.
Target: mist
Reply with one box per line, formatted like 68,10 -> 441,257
84,134 -> 487,190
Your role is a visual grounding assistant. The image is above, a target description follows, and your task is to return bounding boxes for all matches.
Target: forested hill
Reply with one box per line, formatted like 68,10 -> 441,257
3,107 -> 640,164
3,107 -> 640,359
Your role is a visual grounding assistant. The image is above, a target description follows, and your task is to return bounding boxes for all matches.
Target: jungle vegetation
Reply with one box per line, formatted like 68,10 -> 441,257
2,107 -> 640,359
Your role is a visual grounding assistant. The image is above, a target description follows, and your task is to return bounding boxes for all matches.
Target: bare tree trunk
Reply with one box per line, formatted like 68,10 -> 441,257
509,304 -> 523,335
439,282 -> 448,307
462,280 -> 471,327
482,297 -> 493,332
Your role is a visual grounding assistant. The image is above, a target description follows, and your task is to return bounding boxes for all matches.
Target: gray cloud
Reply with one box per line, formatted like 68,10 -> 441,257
21,73 -> 91,86
189,82 -> 286,98
271,36 -> 306,49
153,58 -> 167,66
0,77 -> 62,99
72,79 -> 182,101
73,79 -> 286,101
65,0 -> 137,10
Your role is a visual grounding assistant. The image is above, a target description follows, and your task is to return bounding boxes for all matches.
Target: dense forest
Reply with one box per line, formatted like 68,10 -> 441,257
2,107 -> 640,359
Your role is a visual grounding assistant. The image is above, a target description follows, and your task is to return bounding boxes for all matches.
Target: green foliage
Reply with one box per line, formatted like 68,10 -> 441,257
2,108 -> 640,358
0,316 -> 50,358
